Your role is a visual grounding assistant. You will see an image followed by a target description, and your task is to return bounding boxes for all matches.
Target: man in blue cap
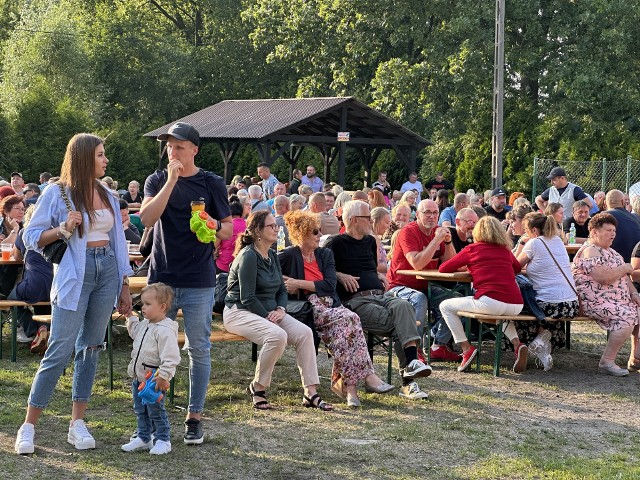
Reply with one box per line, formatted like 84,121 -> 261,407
140,122 -> 232,445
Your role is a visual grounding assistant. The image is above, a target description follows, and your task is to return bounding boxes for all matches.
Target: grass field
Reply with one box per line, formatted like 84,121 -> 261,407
1,322 -> 639,480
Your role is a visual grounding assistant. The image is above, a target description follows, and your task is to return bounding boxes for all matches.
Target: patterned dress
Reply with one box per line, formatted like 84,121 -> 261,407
307,294 -> 375,389
571,241 -> 640,331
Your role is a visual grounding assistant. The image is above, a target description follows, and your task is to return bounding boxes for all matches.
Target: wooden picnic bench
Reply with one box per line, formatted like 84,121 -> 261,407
0,300 -> 51,362
457,310 -> 593,376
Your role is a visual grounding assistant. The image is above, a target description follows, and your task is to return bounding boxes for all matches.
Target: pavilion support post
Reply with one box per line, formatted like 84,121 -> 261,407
337,106 -> 348,186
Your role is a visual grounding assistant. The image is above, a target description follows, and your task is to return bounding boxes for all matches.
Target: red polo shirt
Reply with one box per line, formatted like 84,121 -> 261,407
387,221 -> 445,290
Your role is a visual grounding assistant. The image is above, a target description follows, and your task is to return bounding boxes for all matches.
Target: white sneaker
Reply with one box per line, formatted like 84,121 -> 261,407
15,423 -> 35,455
16,326 -> 35,343
401,359 -> 432,379
121,436 -> 153,452
67,419 -> 96,450
398,381 -> 429,400
150,439 -> 172,455
529,331 -> 553,371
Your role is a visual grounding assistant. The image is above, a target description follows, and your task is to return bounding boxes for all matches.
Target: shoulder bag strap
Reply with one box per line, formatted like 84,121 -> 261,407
538,238 -> 578,296
58,183 -> 72,212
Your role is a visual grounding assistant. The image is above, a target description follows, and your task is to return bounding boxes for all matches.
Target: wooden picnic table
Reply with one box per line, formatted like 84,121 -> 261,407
0,257 -> 23,265
396,269 -> 472,283
565,243 -> 581,255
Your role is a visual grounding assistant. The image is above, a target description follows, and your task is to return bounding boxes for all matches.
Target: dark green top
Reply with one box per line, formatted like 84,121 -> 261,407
225,244 -> 287,317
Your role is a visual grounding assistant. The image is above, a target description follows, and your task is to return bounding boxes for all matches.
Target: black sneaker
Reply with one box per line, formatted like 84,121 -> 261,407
184,418 -> 204,445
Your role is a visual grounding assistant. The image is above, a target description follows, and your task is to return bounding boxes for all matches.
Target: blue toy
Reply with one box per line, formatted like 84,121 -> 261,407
137,369 -> 164,405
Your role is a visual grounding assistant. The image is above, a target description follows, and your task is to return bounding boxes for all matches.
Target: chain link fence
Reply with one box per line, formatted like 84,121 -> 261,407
532,157 -> 640,199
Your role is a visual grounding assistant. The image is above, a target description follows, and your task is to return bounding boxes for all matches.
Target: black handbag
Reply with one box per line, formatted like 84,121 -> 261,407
42,183 -> 73,264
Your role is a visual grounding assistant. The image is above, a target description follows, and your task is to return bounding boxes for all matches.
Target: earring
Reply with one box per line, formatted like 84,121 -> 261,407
258,237 -> 261,242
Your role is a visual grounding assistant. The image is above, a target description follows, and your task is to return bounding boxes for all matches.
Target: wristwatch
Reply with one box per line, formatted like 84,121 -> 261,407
122,277 -> 130,286
276,306 -> 286,312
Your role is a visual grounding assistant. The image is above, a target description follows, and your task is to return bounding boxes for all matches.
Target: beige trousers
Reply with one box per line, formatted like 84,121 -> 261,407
223,305 -> 320,388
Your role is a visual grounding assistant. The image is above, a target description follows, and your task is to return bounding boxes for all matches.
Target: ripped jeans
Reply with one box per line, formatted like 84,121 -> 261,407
28,246 -> 120,409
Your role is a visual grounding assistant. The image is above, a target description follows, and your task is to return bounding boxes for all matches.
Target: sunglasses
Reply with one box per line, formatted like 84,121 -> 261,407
312,229 -> 320,235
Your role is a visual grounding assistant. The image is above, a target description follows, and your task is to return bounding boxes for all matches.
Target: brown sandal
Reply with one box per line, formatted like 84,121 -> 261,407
627,359 -> 640,372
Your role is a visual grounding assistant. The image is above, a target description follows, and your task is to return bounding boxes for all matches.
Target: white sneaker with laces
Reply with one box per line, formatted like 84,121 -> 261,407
16,326 -> 35,343
398,381 -> 429,400
150,439 -> 172,455
68,419 -> 96,450
121,436 -> 153,452
15,423 -> 35,455
401,359 -> 432,379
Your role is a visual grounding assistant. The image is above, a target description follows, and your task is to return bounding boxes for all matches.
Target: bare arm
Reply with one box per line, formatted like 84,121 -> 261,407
631,256 -> 640,283
583,246 -> 633,284
405,227 -> 451,270
139,161 -> 181,227
535,195 -> 547,212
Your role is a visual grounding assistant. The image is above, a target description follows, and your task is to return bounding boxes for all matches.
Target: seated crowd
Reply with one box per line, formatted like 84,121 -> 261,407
4,148 -> 640,456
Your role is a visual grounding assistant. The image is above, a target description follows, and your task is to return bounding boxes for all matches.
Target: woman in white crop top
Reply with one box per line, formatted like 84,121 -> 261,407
16,133 -> 133,455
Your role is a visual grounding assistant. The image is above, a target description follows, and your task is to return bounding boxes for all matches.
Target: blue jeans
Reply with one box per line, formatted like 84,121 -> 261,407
166,287 -> 214,414
28,246 -> 120,408
388,284 -> 459,346
132,379 -> 170,442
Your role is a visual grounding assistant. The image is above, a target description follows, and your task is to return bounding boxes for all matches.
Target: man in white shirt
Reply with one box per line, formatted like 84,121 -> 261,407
400,172 -> 423,196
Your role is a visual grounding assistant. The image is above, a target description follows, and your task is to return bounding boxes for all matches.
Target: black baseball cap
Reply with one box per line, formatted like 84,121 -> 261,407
546,167 -> 566,179
492,187 -> 507,196
157,122 -> 200,146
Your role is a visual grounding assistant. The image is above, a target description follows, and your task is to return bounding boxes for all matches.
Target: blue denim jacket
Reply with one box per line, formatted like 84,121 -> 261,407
24,183 -> 133,311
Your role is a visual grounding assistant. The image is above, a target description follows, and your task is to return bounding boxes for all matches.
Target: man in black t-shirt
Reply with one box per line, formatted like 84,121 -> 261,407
425,172 -> 455,194
140,122 -> 232,445
484,187 -> 511,222
447,208 -> 478,253
562,200 -> 590,244
325,200 -> 432,400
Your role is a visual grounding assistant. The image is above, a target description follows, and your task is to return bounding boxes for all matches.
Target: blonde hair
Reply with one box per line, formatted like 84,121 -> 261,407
284,210 -> 320,247
472,216 -> 512,248
141,282 -> 174,313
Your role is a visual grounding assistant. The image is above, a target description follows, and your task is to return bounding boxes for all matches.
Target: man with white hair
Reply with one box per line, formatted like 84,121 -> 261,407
325,200 -> 432,400
266,182 -> 286,213
273,195 -> 291,247
248,184 -> 269,212
387,200 -> 461,362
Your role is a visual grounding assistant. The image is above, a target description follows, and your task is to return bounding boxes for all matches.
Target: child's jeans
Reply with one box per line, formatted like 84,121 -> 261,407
132,379 -> 170,442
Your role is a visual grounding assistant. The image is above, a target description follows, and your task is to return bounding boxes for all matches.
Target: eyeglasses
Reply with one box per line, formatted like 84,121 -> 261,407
354,215 -> 372,221
418,210 -> 439,216
312,229 -> 320,235
11,206 -> 25,212
460,218 -> 476,224
263,223 -> 278,231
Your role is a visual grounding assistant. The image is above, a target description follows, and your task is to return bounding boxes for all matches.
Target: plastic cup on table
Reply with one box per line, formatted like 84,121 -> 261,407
1,243 -> 13,261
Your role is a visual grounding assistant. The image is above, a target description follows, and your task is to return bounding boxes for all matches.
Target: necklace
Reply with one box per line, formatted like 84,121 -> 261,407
301,250 -> 315,263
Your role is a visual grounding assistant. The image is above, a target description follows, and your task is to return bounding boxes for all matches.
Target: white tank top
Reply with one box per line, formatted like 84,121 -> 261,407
85,209 -> 114,242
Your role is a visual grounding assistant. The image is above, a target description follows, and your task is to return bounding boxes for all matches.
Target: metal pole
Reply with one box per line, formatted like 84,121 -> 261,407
532,157 -> 538,201
626,155 -> 631,192
601,158 -> 606,192
491,0 -> 505,189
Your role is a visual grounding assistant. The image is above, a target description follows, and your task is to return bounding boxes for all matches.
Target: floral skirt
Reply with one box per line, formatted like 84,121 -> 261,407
307,294 -> 374,387
508,300 -> 579,351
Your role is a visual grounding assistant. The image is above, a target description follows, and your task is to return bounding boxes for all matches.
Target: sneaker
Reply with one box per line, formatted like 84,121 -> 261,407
15,423 -> 35,455
184,418 -> 204,445
398,381 -> 429,400
431,344 -> 463,362
598,363 -> 629,377
417,348 -> 427,364
513,344 -> 528,373
16,326 -> 35,343
67,419 -> 96,450
150,439 -> 172,455
401,359 -> 432,379
457,346 -> 478,372
529,331 -> 553,371
121,436 -> 153,452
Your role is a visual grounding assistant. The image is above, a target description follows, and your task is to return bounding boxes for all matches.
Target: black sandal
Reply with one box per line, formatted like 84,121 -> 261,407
302,394 -> 333,412
247,383 -> 272,410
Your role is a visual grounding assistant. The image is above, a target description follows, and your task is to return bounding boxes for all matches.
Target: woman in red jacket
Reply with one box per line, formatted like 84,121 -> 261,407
439,216 -> 527,373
